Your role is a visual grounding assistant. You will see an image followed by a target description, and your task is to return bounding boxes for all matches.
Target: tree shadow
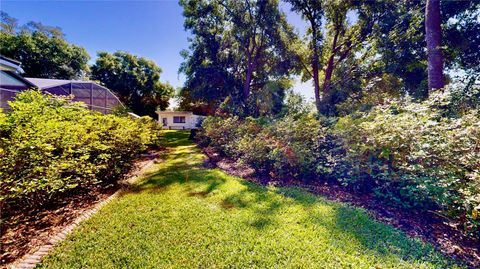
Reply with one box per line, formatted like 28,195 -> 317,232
216,179 -> 453,265
160,130 -> 192,147
273,187 -> 454,266
219,181 -> 289,230
124,130 -> 457,267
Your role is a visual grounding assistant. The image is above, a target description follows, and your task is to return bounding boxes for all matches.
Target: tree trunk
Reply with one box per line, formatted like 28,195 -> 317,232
319,28 -> 340,115
311,25 -> 322,113
322,55 -> 335,96
425,0 -> 444,90
312,58 -> 321,113
243,33 -> 257,103
243,59 -> 254,101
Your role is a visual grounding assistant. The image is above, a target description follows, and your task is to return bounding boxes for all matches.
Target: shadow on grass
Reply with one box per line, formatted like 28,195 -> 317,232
126,130 -> 458,267
160,130 -> 192,147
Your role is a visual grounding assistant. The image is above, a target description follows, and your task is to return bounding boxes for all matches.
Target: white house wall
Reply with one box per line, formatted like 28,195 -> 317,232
158,113 -> 199,129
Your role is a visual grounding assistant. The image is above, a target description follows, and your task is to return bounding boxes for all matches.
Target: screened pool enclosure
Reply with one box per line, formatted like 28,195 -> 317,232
0,72 -> 123,114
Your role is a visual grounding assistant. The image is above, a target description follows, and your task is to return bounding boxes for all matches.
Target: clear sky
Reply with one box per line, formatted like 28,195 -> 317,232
1,0 -> 314,101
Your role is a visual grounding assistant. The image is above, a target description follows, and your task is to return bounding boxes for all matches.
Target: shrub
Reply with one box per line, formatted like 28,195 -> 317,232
0,90 -> 160,209
200,113 -> 335,179
267,114 -> 335,179
199,90 -> 479,237
199,116 -> 242,156
334,93 -> 479,236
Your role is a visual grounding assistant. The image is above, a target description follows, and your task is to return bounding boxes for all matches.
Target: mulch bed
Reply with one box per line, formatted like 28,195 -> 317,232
0,150 -> 162,268
201,145 -> 480,268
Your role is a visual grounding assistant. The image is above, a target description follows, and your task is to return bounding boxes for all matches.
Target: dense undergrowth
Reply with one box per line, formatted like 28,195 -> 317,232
198,90 -> 480,238
0,90 -> 160,211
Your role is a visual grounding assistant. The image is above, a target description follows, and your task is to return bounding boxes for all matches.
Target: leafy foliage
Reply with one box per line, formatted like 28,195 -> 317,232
199,88 -> 480,238
179,0 -> 297,116
199,113 -> 335,179
334,91 -> 479,237
91,51 -> 174,117
0,13 -> 90,79
286,0 -> 479,115
0,91 -> 160,209
0,31 -> 90,79
0,11 -> 18,34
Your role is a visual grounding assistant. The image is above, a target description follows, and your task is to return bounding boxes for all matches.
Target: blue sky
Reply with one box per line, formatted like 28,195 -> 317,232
1,0 -> 314,101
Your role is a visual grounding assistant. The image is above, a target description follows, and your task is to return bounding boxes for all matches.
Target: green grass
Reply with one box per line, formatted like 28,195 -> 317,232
37,130 -> 462,268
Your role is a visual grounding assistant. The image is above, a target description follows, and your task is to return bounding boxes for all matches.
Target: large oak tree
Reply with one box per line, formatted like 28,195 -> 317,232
179,0 -> 297,116
0,12 -> 89,79
91,51 -> 173,117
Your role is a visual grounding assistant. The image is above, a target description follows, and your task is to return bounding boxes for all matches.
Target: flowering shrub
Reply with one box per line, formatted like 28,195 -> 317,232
0,91 -> 160,208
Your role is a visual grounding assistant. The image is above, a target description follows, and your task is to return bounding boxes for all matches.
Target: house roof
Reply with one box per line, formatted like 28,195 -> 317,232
0,56 -> 21,66
156,110 -> 194,115
25,77 -> 89,89
0,56 -> 24,73
0,70 -> 36,88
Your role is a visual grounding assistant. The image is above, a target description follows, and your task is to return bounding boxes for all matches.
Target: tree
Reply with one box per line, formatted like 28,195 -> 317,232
288,0 -> 381,115
442,1 -> 480,87
0,13 -> 89,79
370,1 -> 428,98
373,0 -> 479,98
287,0 -> 323,113
1,11 -> 17,34
20,21 -> 65,39
0,31 -> 90,79
179,0 -> 297,116
91,51 -> 173,117
425,0 -> 444,90
289,0 -> 480,114
178,0 -> 239,115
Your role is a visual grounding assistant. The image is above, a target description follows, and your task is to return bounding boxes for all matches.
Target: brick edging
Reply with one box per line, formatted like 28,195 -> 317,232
10,159 -> 157,269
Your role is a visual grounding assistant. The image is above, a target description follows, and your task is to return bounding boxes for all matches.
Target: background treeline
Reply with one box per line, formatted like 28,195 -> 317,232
178,0 -> 479,117
0,91 -> 161,211
0,12 -> 173,117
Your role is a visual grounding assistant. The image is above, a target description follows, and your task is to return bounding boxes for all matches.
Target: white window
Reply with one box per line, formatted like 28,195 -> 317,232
173,116 -> 186,123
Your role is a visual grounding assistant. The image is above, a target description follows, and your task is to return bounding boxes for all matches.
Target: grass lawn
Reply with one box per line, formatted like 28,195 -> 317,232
37,130 -> 462,268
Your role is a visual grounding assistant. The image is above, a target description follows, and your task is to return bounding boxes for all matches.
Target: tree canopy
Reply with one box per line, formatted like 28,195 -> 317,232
1,12 -> 173,116
179,0 -> 298,117
0,12 -> 90,79
179,0 -> 479,117
91,51 -> 174,117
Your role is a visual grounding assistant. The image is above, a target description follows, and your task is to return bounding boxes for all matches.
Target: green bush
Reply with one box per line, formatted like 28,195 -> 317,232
200,113 -> 335,179
199,90 -> 479,237
269,114 -> 336,178
334,93 -> 479,236
0,90 -> 160,208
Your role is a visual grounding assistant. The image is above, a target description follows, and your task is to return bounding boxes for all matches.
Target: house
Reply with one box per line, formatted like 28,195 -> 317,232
0,56 -> 24,73
156,110 -> 205,129
1,56 -> 37,111
0,56 -> 123,113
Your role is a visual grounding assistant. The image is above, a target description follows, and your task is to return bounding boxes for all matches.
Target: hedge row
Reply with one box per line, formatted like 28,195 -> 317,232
0,91 -> 160,209
198,92 -> 479,238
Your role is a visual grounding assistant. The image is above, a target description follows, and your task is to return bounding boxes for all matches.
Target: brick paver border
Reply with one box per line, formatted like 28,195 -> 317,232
10,159 -> 157,269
